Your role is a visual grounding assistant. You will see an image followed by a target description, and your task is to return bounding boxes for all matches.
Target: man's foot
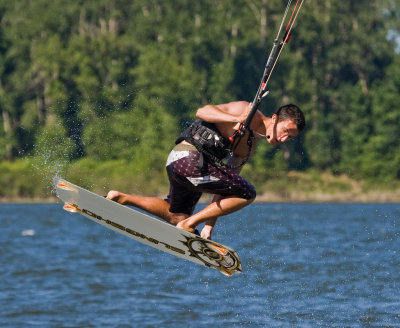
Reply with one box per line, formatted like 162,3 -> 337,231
106,190 -> 120,202
176,223 -> 200,236
176,220 -> 196,234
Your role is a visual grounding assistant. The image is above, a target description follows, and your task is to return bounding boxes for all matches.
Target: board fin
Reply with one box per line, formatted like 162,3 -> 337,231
63,203 -> 80,213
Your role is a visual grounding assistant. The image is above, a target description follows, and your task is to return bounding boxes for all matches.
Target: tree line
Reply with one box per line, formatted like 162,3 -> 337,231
0,0 -> 399,196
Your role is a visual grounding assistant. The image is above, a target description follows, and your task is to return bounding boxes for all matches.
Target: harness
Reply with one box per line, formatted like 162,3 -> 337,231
175,119 -> 254,170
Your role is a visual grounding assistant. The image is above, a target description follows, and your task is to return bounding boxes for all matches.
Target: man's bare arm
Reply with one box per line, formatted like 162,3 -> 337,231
196,101 -> 251,123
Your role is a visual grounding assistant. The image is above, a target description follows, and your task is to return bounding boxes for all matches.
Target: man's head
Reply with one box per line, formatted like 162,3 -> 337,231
267,104 -> 305,144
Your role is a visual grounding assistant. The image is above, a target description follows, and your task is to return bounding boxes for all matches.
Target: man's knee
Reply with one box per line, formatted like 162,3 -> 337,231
240,196 -> 255,208
244,184 -> 256,201
247,196 -> 256,205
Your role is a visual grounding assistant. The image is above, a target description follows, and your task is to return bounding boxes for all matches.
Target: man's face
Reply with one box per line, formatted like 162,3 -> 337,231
268,118 -> 299,145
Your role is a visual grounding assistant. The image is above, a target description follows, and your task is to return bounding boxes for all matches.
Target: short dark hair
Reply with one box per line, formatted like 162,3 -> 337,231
275,104 -> 305,132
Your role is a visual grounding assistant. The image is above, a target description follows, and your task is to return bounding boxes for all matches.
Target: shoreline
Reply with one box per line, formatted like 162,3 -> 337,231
1,192 -> 399,204
254,188 -> 400,203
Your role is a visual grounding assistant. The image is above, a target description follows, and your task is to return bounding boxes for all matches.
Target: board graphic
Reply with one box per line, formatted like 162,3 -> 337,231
54,177 -> 242,276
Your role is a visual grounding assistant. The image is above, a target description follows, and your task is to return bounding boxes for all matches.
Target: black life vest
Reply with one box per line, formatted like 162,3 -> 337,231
175,120 -> 231,165
175,119 -> 254,169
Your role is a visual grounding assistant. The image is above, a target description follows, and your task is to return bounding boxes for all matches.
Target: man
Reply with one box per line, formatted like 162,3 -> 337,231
107,101 -> 305,239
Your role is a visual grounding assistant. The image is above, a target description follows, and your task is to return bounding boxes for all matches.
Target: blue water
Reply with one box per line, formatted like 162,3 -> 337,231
1,203 -> 400,327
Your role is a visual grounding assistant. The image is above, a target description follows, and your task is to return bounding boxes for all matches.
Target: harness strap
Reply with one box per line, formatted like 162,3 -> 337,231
229,129 -> 254,170
175,120 -> 255,170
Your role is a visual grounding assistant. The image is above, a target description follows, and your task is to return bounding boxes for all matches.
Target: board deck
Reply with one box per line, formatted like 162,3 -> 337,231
54,177 -> 242,276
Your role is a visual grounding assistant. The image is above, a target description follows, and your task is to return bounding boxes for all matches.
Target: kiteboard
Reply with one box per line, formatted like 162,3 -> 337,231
54,177 -> 242,276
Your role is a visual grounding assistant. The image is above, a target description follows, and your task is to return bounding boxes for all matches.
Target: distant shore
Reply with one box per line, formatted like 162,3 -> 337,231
2,190 -> 399,204
255,190 -> 400,203
1,168 -> 399,204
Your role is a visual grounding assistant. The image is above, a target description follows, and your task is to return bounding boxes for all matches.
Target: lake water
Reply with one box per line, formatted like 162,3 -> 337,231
1,202 -> 400,327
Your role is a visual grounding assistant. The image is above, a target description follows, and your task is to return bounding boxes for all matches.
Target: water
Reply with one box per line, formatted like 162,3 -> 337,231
1,203 -> 400,327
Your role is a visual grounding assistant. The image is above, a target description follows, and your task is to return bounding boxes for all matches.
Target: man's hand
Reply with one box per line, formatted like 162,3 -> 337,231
200,225 -> 213,240
200,215 -> 218,240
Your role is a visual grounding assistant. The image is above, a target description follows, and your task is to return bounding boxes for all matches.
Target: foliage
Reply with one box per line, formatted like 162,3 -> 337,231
0,0 -> 399,198
0,159 -> 50,198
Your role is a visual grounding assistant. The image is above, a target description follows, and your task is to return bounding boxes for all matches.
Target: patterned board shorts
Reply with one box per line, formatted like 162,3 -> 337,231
165,144 -> 256,215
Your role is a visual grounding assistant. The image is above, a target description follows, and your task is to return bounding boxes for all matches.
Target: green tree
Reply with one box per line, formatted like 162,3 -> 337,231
1,0 -> 400,197
293,1 -> 396,175
82,94 -> 177,172
361,54 -> 400,180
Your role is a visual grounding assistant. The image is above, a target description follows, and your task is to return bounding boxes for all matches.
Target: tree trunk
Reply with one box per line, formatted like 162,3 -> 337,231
2,109 -> 13,160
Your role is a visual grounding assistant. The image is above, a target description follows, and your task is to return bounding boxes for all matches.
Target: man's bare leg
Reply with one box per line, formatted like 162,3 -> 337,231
107,190 -> 188,225
176,196 -> 254,232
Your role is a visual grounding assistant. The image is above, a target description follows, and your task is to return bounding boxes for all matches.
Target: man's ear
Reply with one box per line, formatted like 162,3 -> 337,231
271,114 -> 278,124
